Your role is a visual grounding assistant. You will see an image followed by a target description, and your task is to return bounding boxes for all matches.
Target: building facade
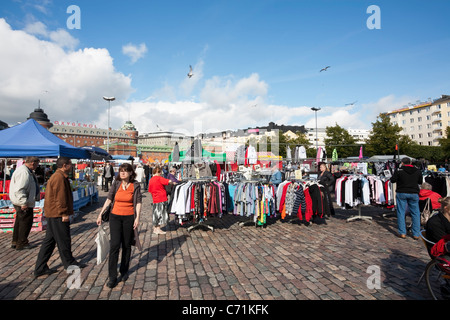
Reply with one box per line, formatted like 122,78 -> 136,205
49,120 -> 138,148
384,95 -> 450,146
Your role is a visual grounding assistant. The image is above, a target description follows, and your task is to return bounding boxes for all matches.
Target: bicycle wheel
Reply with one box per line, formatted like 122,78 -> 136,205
425,259 -> 450,300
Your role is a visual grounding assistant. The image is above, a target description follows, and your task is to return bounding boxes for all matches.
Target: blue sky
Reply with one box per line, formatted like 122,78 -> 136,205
1,0 -> 450,134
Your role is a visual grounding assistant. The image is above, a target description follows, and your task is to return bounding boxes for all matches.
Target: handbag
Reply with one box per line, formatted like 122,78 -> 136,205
420,199 -> 432,225
95,224 -> 110,265
101,203 -> 112,222
101,182 -> 118,222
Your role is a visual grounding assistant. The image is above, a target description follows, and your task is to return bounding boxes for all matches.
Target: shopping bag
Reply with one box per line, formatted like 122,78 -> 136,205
133,228 -> 143,252
420,199 -> 432,225
95,224 -> 110,265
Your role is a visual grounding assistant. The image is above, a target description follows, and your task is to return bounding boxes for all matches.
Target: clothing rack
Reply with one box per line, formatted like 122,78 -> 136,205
338,173 -> 374,222
346,204 -> 373,223
281,178 -> 320,226
237,179 -> 271,229
178,177 -> 218,232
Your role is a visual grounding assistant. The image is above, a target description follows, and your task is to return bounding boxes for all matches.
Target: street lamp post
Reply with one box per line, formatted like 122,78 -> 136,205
311,107 -> 321,150
103,96 -> 115,153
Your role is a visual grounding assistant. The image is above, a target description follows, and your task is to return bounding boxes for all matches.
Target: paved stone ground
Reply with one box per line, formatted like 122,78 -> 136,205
0,189 -> 433,301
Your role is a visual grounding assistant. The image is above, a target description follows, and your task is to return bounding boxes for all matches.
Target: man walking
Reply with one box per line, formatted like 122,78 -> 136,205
9,157 -> 40,250
103,162 -> 115,192
34,157 -> 85,277
390,157 -> 423,239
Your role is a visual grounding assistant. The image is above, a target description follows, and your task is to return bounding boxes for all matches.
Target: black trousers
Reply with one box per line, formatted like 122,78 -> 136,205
109,213 -> 134,280
12,206 -> 34,248
104,177 -> 113,191
35,217 -> 76,273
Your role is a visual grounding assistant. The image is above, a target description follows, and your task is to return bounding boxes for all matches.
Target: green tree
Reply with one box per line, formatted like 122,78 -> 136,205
365,113 -> 415,156
324,123 -> 358,158
438,126 -> 450,160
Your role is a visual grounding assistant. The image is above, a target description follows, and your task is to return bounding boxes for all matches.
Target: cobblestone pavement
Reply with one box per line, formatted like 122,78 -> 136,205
0,189 -> 433,301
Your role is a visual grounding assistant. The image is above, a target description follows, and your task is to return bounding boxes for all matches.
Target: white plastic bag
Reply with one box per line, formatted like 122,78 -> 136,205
95,224 -> 110,265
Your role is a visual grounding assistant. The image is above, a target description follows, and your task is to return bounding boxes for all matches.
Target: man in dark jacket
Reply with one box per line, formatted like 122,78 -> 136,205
390,157 -> 423,239
34,157 -> 86,278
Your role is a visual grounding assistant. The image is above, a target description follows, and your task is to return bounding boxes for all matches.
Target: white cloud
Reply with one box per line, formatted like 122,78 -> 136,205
361,94 -> 417,120
0,18 -> 133,127
1,18 -> 402,138
304,106 -> 367,129
23,20 -> 79,50
122,43 -> 148,64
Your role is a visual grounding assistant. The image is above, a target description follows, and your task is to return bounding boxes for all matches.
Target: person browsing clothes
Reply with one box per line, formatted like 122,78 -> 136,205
390,157 -> 423,240
148,166 -> 176,235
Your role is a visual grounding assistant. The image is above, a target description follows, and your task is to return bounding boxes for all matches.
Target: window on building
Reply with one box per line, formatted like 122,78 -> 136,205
418,117 -> 422,122
418,125 -> 422,130
411,134 -> 415,139
402,120 -> 406,125
410,126 -> 414,131
410,119 -> 414,123
428,133 -> 432,137
427,116 -> 431,120
427,124 -> 432,129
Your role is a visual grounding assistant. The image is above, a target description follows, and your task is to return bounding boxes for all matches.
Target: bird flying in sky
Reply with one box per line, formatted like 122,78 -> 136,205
320,66 -> 330,72
187,65 -> 193,78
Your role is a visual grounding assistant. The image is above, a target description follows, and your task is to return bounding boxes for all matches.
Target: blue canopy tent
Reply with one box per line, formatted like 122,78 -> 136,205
111,155 -> 135,161
0,119 -> 90,159
82,146 -> 112,161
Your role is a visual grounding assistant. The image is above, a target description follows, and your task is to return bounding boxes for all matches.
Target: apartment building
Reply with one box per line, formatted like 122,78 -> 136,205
385,95 -> 450,146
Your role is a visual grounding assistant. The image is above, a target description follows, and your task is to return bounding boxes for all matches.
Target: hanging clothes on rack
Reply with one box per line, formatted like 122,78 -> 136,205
277,179 -> 329,224
424,172 -> 450,198
245,145 -> 258,165
169,178 -> 229,226
335,174 -> 394,208
230,181 -> 276,226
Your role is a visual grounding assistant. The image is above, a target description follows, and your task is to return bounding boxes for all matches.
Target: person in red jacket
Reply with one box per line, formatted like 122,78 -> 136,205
419,182 -> 442,210
148,166 -> 176,235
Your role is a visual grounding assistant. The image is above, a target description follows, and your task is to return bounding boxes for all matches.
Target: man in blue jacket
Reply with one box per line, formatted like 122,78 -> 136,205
390,157 -> 423,239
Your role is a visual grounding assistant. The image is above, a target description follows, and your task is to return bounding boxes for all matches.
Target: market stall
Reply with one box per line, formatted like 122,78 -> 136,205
0,119 -> 98,232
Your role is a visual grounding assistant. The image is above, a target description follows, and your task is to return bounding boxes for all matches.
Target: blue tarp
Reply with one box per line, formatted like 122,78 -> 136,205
0,119 -> 90,159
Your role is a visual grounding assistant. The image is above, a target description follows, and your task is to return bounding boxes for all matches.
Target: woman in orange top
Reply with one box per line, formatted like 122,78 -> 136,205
97,163 -> 142,288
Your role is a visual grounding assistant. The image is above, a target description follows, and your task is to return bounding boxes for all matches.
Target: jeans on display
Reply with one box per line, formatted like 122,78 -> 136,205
395,192 -> 421,237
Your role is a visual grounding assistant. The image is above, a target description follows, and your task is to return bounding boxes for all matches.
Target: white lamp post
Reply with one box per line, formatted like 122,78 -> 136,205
103,96 -> 115,152
311,107 -> 321,150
